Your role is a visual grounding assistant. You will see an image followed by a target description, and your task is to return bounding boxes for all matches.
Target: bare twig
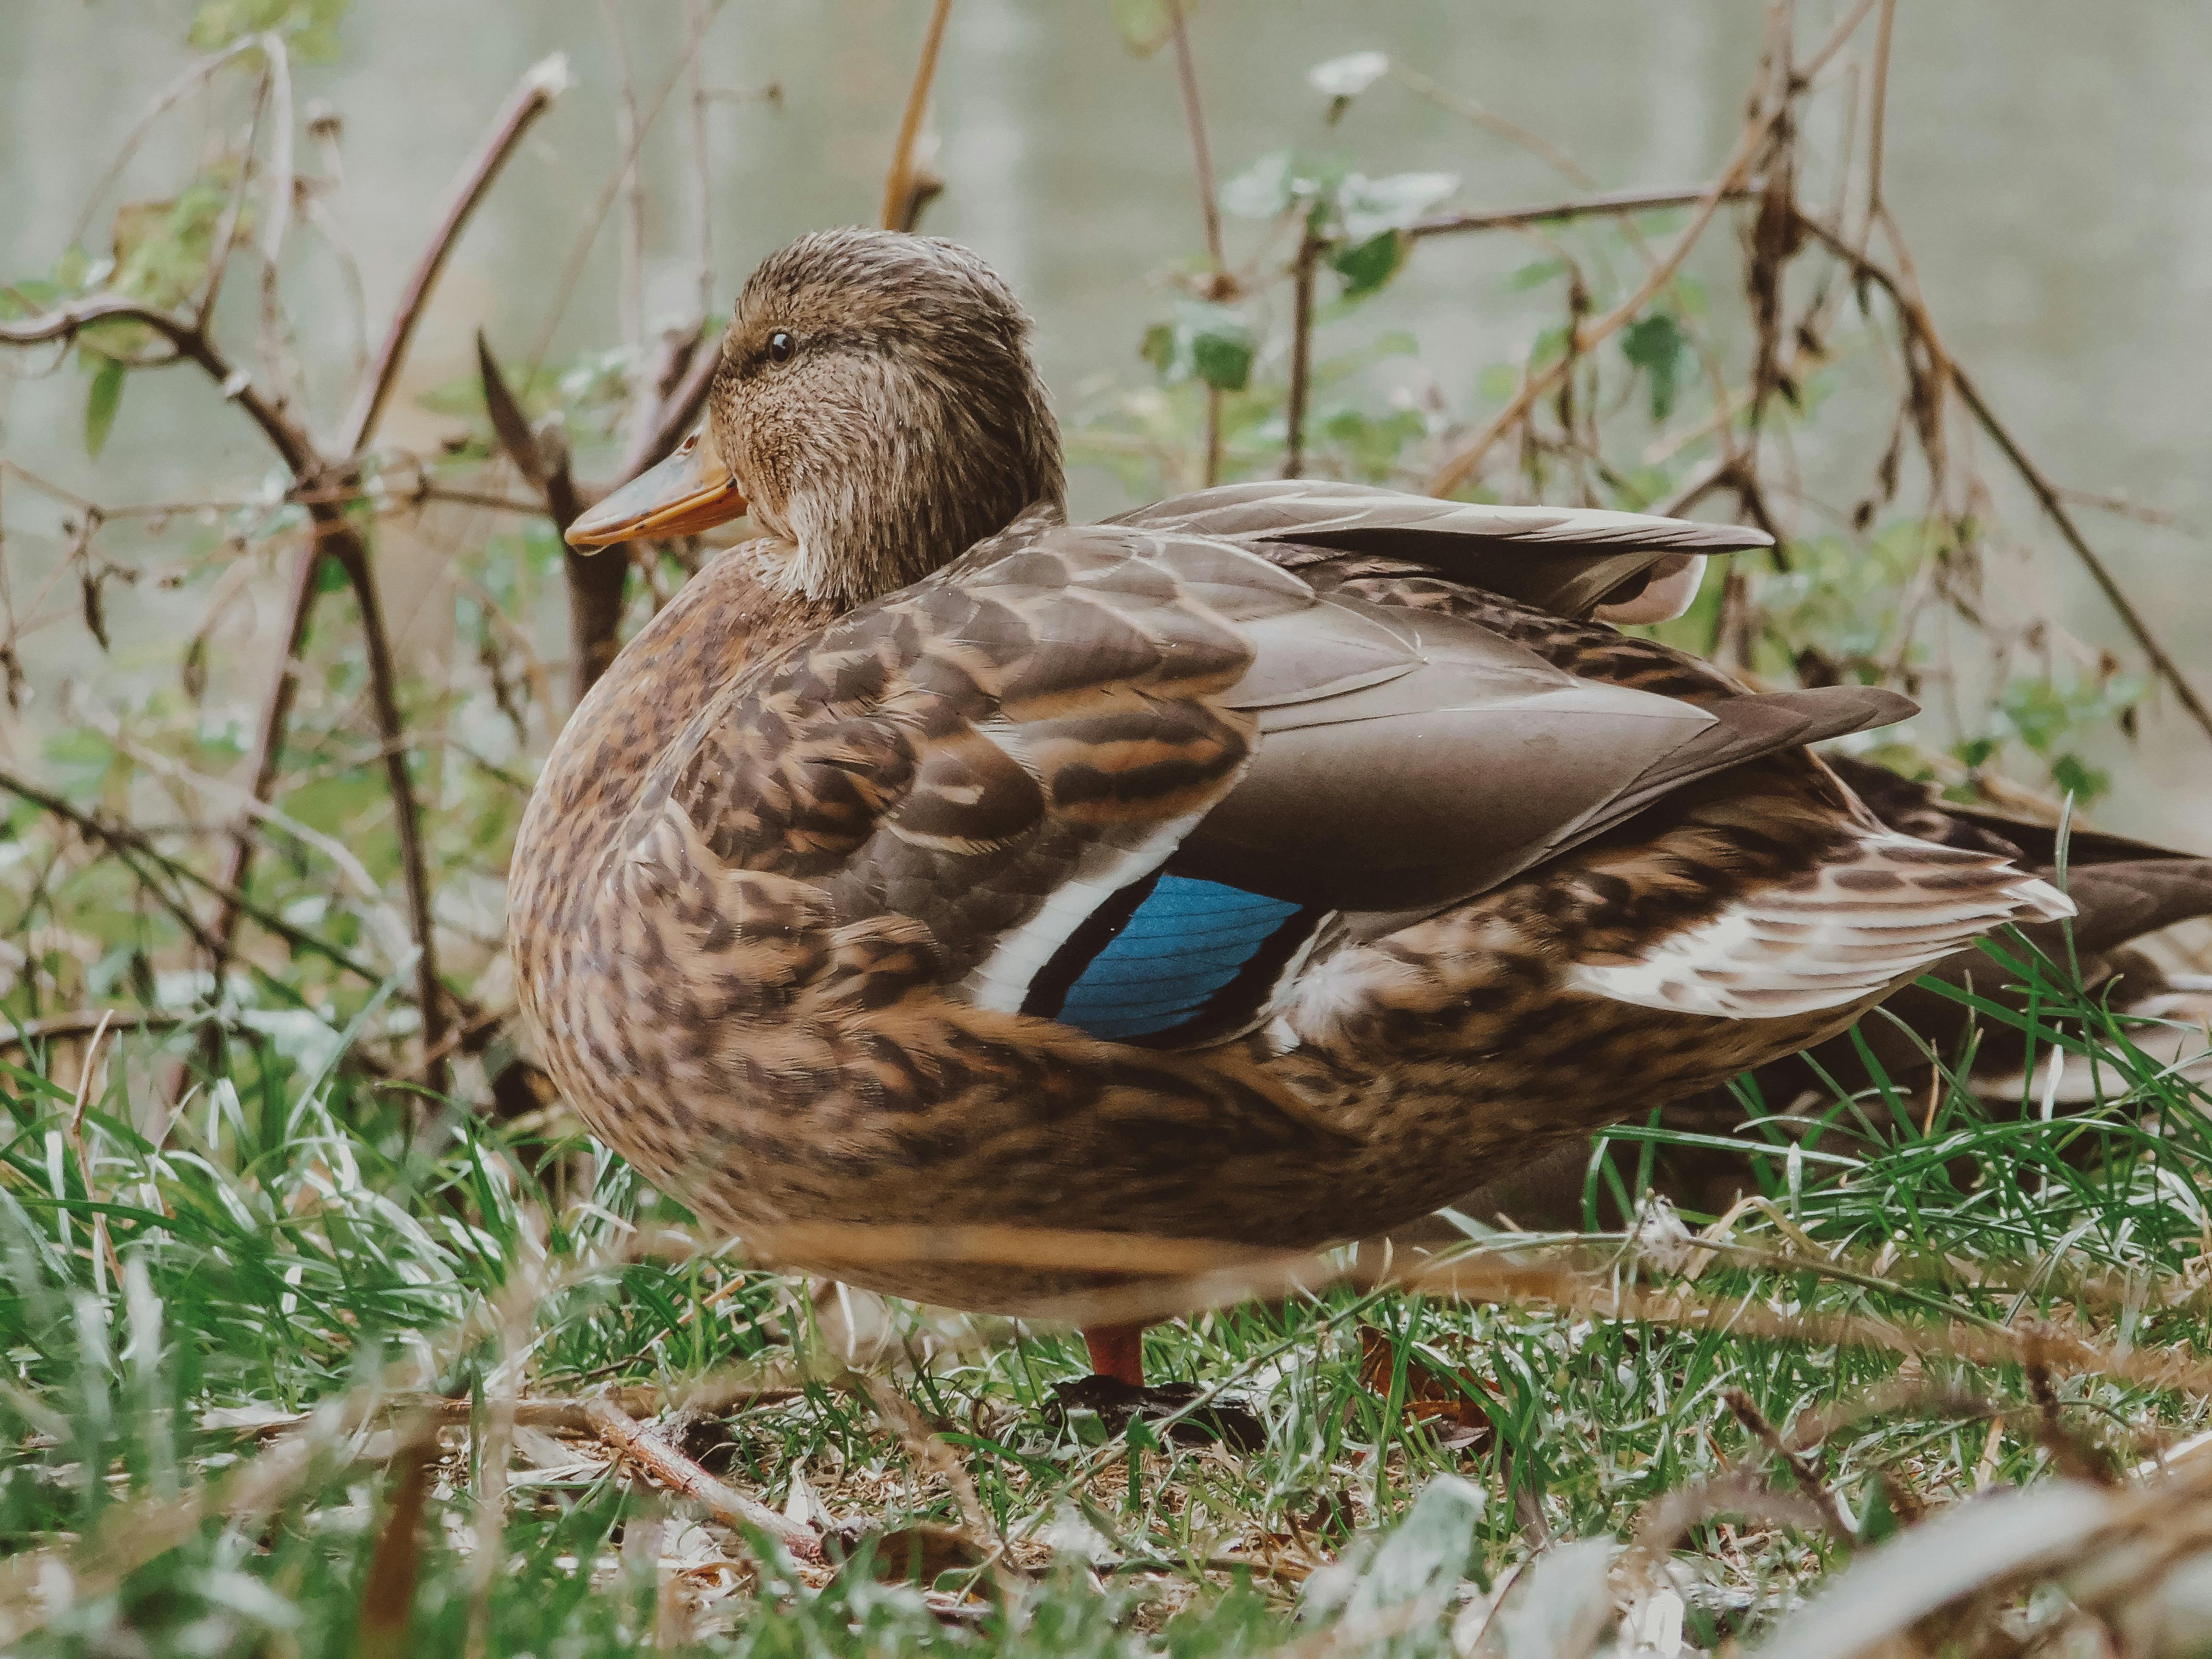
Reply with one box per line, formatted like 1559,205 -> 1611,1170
0,296 -> 317,475
881,0 -> 954,232
1424,156 -> 1765,496
1282,232 -> 1318,478
1388,63 -> 1594,188
1795,212 -> 2212,748
1788,0 -> 1884,89
1166,0 -> 1225,276
183,56 -> 569,1088
1862,0 -> 1899,238
331,538 -> 452,1094
1406,181 -> 1761,242
339,53 -> 571,455
1166,0 -> 1228,484
1723,1388 -> 1856,1541
581,1396 -> 824,1562
524,2 -> 725,370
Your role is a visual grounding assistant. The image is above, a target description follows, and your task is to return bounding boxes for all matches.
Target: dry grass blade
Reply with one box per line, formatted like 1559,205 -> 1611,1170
355,1427 -> 438,1659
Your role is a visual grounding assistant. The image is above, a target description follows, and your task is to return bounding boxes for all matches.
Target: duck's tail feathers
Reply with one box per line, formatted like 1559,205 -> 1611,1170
1565,830 -> 2075,1022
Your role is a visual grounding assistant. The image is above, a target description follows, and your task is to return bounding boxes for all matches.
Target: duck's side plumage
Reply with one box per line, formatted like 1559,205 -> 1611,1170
511,488 -> 2070,1314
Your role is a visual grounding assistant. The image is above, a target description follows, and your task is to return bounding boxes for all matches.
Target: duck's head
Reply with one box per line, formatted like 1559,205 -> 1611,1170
567,228 -> 1063,607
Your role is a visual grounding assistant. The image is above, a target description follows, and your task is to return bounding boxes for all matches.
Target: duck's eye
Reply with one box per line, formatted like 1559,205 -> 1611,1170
767,331 -> 795,365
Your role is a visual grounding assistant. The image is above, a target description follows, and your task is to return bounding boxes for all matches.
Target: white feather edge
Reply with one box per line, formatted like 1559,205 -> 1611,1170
960,811 -> 1207,1014
1564,834 -> 2075,1020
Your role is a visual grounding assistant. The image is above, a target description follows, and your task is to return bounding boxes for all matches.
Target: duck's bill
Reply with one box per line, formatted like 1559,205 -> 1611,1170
564,429 -> 748,549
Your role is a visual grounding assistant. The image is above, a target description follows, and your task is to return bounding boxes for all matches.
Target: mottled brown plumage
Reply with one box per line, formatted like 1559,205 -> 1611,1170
510,228 -> 2070,1317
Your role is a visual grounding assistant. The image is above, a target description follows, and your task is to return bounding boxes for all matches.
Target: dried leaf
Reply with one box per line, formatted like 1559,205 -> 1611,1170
844,1524 -> 983,1586
79,571 -> 109,652
476,329 -> 546,486
1358,1326 -> 1495,1449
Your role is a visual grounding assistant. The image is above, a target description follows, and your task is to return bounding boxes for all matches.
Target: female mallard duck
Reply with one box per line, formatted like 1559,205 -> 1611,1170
508,228 -> 2069,1383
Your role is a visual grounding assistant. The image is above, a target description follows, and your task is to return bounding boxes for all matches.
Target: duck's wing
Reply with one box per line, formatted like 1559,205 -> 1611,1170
629,518 -> 1920,1042
1111,480 -> 1770,619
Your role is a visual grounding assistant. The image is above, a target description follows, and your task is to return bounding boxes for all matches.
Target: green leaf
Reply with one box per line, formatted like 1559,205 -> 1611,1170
1857,1473 -> 1903,1546
1109,0 -> 1184,56
1621,312 -> 1686,421
84,357 -> 125,459
189,0 -> 351,58
1478,363 -> 1519,402
2049,753 -> 2109,804
1328,230 -> 1406,301
1142,301 -> 1252,390
1506,256 -> 1566,292
1187,306 -> 1253,390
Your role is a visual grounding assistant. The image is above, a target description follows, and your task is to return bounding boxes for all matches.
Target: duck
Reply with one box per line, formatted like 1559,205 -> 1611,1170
506,227 -> 2071,1389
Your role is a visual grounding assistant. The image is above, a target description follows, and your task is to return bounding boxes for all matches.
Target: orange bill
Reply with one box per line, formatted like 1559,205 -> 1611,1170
564,426 -> 748,549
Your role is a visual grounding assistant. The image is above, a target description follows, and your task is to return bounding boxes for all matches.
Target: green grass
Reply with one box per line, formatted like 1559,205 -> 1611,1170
3,935 -> 2212,1657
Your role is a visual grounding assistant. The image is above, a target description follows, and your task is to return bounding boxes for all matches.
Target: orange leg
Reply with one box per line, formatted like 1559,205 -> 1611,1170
1082,1323 -> 1148,1386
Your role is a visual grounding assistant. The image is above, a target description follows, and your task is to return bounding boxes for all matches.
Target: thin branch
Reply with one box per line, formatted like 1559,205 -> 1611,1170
1387,63 -> 1595,188
340,53 -> 570,456
1790,0 -> 1885,91
1282,232 -> 1318,479
62,36 -> 270,252
330,537 -> 451,1093
1406,181 -> 1761,242
0,296 -> 317,475
881,0 -> 955,231
1416,0 -> 1881,500
1794,211 -> 2212,749
200,55 -> 568,1074
1166,0 -> 1225,277
1861,0 -> 1899,239
580,1397 -> 824,1562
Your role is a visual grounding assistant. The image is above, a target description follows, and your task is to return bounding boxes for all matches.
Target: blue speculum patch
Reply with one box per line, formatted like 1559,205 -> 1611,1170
1047,875 -> 1305,1042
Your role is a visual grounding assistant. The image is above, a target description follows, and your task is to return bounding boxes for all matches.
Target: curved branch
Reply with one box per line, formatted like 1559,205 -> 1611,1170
338,52 -> 572,456
0,297 -> 317,476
